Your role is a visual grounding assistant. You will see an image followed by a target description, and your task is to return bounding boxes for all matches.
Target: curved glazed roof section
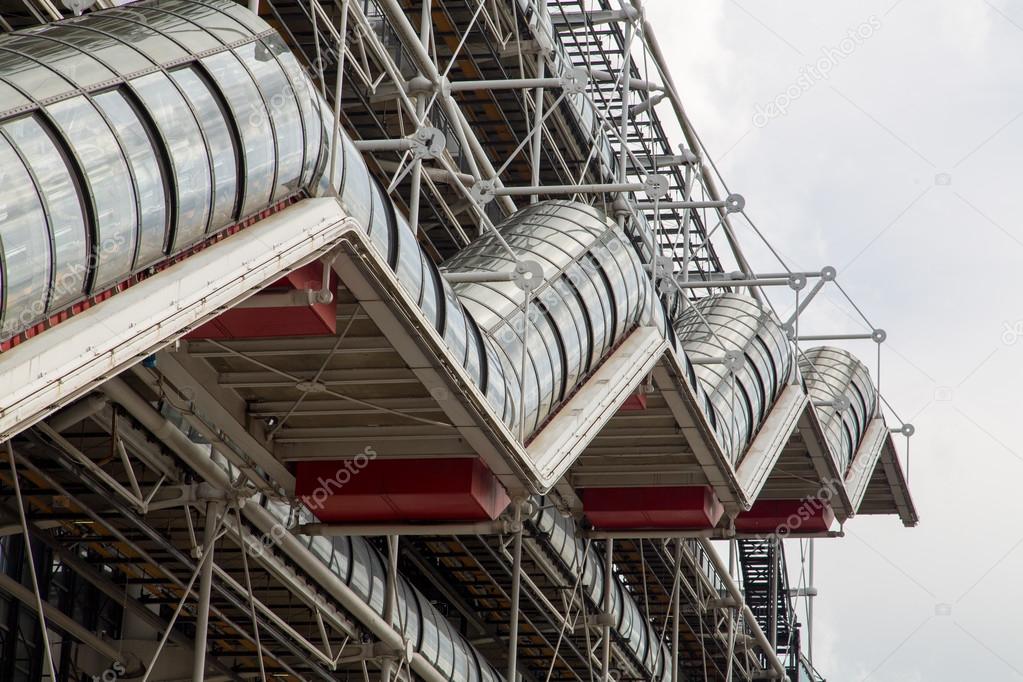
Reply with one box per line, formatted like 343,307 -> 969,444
0,0 -> 322,337
672,293 -> 793,462
799,345 -> 878,473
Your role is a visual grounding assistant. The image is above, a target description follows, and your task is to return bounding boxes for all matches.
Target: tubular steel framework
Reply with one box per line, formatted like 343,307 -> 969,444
0,1 -> 915,681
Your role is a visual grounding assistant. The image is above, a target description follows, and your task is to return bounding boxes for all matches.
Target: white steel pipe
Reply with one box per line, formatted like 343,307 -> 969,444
448,77 -> 564,91
698,539 -> 789,681
298,521 -> 507,536
192,500 -> 223,682
376,0 -> 516,216
99,377 -> 454,682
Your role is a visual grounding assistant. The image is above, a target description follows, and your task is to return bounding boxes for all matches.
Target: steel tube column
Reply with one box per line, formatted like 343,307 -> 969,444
769,537 -> 778,653
408,0 -> 432,233
671,540 -> 681,682
193,501 -> 224,681
99,378 -> 453,682
698,539 -> 789,681
506,502 -> 524,682
601,538 -> 613,682
376,0 -> 516,216
6,443 -> 57,681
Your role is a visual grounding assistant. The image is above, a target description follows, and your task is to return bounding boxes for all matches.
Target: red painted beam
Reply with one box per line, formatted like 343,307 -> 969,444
296,457 -> 511,523
734,499 -> 835,535
618,390 -> 648,411
187,261 -> 336,339
581,486 -> 725,530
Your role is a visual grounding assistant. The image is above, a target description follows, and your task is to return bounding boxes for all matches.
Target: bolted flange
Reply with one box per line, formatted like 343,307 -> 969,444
470,179 -> 496,205
722,349 -> 746,373
411,126 -> 446,160
561,67 -> 588,94
512,260 -> 544,292
787,273 -> 807,291
644,173 -> 670,199
724,192 -> 746,213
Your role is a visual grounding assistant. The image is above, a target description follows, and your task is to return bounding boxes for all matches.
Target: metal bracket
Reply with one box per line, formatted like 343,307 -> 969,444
352,126 -> 445,160
585,612 -> 616,627
512,260 -> 544,292
145,482 -> 237,512
891,423 -> 915,437
692,350 -> 746,373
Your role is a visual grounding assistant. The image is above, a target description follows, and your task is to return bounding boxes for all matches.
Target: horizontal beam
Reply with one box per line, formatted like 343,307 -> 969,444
0,571 -> 122,663
297,521 -> 509,536
442,270 -> 516,283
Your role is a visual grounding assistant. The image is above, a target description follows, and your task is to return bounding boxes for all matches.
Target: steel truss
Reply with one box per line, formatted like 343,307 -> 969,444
0,0 -> 916,681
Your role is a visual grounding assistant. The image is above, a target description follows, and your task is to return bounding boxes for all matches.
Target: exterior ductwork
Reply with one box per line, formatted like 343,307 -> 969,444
672,293 -> 794,461
799,346 -> 878,473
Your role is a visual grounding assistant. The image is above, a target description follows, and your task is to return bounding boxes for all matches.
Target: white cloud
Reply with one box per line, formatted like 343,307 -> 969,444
644,0 -> 1023,678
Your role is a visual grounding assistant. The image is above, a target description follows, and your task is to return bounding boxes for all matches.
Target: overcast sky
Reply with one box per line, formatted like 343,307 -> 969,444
644,1 -> 1023,679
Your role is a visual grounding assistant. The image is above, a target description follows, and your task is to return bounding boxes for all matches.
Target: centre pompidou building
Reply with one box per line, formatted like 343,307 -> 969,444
0,0 -> 916,680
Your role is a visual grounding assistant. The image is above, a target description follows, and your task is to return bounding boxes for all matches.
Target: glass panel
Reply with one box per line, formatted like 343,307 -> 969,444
416,592 -> 440,665
339,133 -> 372,228
347,538 -> 372,603
85,15 -> 189,63
435,616 -> 455,677
0,135 -> 49,336
234,41 -> 304,199
442,286 -> 469,368
201,51 -> 274,216
329,536 -> 352,582
131,71 -> 211,250
114,6 -> 221,53
366,546 -> 387,617
463,312 -> 483,387
157,0 -> 253,43
368,178 -> 393,264
394,208 -> 425,303
451,637 -> 470,682
419,254 -> 441,331
187,0 -> 274,35
0,49 -> 75,100
171,67 -> 238,231
1,35 -> 115,87
271,39 -> 323,187
92,89 -> 168,267
0,79 -> 30,118
47,96 -> 137,289
396,581 -> 421,648
46,25 -> 154,74
2,116 -> 88,310
483,341 -> 509,424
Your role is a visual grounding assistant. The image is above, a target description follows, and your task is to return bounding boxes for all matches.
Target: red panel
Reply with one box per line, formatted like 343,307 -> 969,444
734,499 -> 835,534
296,458 -> 511,523
618,391 -> 648,411
187,262 -> 336,339
582,486 -> 724,530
